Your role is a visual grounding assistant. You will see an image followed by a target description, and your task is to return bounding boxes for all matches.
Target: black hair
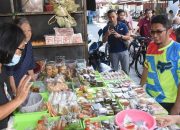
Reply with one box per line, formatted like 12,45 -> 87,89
14,17 -> 30,26
169,10 -> 173,14
117,9 -> 125,15
0,23 -> 25,64
151,15 -> 171,29
145,8 -> 152,14
140,11 -> 143,15
107,9 -> 116,15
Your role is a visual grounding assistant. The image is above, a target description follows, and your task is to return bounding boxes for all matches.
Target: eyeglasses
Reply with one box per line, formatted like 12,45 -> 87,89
150,29 -> 166,35
17,47 -> 24,52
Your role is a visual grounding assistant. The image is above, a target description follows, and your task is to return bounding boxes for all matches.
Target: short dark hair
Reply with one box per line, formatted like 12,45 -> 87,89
145,8 -> 152,14
14,17 -> 30,26
117,9 -> 125,15
0,23 -> 25,64
107,9 -> 116,15
151,15 -> 171,29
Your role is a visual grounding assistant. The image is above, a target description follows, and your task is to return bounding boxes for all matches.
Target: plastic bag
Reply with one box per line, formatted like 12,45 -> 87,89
21,0 -> 44,12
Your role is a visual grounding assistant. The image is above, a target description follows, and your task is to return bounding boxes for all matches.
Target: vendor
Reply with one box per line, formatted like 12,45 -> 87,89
5,17 -> 35,95
0,23 -> 32,129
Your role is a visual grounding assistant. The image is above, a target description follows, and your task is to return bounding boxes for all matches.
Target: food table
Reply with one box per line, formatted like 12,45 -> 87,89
6,59 -> 180,130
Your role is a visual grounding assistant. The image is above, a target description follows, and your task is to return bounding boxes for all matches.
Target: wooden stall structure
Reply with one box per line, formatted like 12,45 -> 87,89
0,0 -> 88,61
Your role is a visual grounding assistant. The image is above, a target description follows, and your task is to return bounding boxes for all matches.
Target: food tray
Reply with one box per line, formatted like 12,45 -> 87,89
14,92 -> 49,115
13,111 -> 49,130
82,116 -> 114,128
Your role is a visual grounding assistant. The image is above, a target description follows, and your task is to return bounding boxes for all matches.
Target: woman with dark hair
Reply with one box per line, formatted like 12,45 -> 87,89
0,23 -> 32,129
5,17 -> 35,95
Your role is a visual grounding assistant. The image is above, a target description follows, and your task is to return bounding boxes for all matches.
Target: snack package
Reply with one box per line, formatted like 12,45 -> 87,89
72,33 -> 83,43
44,35 -> 54,45
21,0 -> 44,12
54,28 -> 74,36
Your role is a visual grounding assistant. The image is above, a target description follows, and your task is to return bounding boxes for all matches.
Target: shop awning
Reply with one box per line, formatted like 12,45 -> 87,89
96,0 -> 109,4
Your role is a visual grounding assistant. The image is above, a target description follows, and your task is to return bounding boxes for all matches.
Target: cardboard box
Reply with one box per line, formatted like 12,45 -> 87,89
54,36 -> 63,44
72,33 -> 83,43
54,27 -> 74,36
63,36 -> 72,44
44,35 -> 54,45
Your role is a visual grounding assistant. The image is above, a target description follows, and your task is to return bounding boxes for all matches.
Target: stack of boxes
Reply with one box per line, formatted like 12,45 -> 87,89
45,28 -> 83,45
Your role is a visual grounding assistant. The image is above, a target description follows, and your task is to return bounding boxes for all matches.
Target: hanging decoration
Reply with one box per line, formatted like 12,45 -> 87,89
48,0 -> 80,28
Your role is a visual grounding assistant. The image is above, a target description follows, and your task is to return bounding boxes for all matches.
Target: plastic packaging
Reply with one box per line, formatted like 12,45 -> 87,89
21,0 -> 44,12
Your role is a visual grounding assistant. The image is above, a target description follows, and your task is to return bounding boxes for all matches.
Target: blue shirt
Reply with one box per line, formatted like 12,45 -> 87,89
103,22 -> 128,53
5,42 -> 35,86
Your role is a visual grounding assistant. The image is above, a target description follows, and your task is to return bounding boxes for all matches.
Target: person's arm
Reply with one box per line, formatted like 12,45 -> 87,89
0,75 -> 32,120
170,85 -> 180,115
140,67 -> 148,86
114,24 -> 130,40
9,76 -> 16,95
102,31 -> 110,43
156,115 -> 180,127
0,97 -> 23,120
134,19 -> 142,35
171,52 -> 180,114
121,32 -> 130,41
102,26 -> 113,43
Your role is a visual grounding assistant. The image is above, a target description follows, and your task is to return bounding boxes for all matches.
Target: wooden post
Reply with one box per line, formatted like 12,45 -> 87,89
10,0 -> 15,19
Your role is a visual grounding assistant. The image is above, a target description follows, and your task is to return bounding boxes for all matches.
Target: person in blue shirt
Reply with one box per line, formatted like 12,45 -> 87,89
102,9 -> 130,74
5,18 -> 35,95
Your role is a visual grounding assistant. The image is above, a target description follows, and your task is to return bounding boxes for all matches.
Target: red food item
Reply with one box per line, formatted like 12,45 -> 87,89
93,122 -> 100,127
79,86 -> 84,91
38,120 -> 44,124
85,119 -> 91,125
78,113 -> 84,119
125,123 -> 136,130
85,127 -> 90,130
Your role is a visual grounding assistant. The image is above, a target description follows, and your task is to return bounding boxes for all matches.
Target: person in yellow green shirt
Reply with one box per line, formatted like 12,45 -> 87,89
140,15 -> 180,114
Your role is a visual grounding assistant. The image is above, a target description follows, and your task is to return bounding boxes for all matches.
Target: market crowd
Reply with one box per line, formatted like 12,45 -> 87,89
102,8 -> 180,127
0,7 -> 180,129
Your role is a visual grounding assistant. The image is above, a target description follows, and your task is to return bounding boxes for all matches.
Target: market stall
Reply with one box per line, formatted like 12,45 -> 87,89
0,0 -> 88,60
5,59 -> 180,130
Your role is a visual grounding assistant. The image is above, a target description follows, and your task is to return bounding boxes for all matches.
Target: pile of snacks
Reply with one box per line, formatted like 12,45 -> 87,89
13,65 -> 177,130
46,75 -> 68,92
36,116 -> 83,130
76,68 -> 104,87
48,90 -> 79,117
84,117 -> 119,130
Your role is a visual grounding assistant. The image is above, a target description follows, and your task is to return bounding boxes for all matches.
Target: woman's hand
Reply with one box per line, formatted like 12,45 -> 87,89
15,75 -> 32,104
0,75 -> 32,120
156,115 -> 179,127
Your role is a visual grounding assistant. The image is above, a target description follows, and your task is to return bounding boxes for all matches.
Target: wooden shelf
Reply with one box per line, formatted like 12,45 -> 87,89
33,43 -> 85,48
0,13 -> 12,17
0,11 -> 84,17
